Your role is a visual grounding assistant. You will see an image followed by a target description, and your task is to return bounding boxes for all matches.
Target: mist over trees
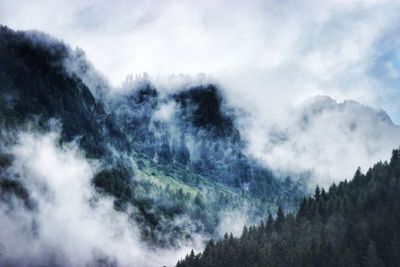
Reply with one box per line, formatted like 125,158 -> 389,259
0,25 -> 302,266
1,24 -> 400,267
177,149 -> 400,267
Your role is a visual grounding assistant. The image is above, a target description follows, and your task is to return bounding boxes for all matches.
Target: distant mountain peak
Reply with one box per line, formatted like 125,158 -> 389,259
300,95 -> 337,114
299,95 -> 396,127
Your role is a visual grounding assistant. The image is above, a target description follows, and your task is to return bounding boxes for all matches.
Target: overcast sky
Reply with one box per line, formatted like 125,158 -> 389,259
1,0 -> 400,123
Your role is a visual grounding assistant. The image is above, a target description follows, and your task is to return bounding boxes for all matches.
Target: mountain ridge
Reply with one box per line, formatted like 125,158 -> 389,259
176,148 -> 400,267
0,26 -> 303,252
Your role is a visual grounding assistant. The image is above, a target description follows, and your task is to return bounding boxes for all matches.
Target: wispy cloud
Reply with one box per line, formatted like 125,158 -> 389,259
0,130 -> 200,266
1,0 -> 400,187
1,0 -> 400,123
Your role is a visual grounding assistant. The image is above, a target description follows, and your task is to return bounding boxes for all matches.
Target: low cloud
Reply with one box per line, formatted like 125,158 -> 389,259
216,209 -> 250,238
243,96 -> 400,189
152,102 -> 177,123
0,131 -> 200,267
1,0 -> 400,123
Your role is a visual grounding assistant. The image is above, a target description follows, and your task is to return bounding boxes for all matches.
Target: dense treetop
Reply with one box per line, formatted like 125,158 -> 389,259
177,149 -> 400,267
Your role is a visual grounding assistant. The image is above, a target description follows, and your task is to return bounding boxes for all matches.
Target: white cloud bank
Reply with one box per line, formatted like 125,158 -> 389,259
1,0 -> 400,186
244,96 -> 400,189
0,131 -> 199,267
1,0 -> 400,123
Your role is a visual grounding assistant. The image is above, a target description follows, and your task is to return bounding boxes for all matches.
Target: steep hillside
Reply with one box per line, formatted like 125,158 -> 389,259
0,25 -> 128,158
256,95 -> 400,187
109,80 -> 300,198
0,26 -> 303,249
177,148 -> 400,267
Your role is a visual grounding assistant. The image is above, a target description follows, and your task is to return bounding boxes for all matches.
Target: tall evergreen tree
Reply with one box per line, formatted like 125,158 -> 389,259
176,149 -> 400,267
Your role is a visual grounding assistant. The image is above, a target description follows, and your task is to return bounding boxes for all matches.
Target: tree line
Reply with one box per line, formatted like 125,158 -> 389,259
177,149 -> 400,267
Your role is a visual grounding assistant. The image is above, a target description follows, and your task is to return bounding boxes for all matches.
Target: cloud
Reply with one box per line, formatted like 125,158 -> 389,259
153,101 -> 177,122
243,96 -> 400,189
216,209 -> 250,238
1,0 -> 400,188
1,0 -> 400,124
0,130 -> 200,267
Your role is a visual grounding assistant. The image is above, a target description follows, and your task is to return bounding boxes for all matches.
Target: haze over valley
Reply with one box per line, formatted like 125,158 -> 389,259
1,1 -> 400,266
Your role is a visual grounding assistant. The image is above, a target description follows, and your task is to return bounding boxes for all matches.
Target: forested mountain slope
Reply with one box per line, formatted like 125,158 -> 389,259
177,148 -> 400,267
0,26 -> 130,158
0,25 -> 303,248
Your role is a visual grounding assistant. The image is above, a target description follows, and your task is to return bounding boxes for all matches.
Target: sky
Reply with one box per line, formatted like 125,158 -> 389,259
1,0 -> 400,123
2,2 -> 400,265
0,0 -> 400,123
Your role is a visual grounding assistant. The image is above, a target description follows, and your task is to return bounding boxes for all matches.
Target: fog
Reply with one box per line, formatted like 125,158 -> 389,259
0,130 -> 202,267
1,0 -> 400,123
1,1 -> 400,264
2,0 -> 400,188
60,44 -> 400,189
241,96 -> 400,188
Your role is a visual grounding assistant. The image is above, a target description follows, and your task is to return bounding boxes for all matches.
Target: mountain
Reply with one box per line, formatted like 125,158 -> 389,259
0,25 -> 303,253
0,25 -> 127,158
176,148 -> 400,267
2,25 -> 400,267
109,80 -> 299,197
257,95 -> 400,187
299,95 -> 395,128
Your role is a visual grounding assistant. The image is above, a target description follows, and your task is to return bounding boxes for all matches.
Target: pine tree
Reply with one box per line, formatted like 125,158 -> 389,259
175,151 -> 400,267
274,207 -> 285,232
266,212 -> 274,233
297,197 -> 308,219
315,186 -> 321,202
364,240 -> 384,267
340,248 -> 359,267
